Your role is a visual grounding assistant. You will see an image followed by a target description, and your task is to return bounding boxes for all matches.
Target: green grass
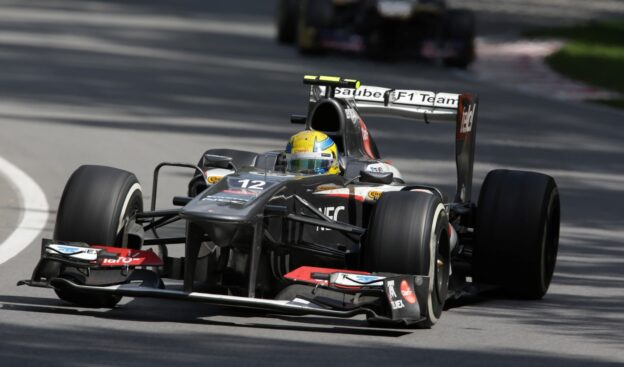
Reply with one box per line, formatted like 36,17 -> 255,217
525,20 -> 624,106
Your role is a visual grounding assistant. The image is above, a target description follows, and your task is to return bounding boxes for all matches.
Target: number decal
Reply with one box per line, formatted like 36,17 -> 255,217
237,179 -> 266,190
248,180 -> 266,189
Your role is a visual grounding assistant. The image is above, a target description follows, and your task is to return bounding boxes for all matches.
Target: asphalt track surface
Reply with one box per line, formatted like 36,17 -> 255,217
0,1 -> 623,366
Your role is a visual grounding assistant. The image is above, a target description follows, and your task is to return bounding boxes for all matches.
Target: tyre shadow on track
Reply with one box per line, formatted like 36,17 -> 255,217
452,227 -> 624,347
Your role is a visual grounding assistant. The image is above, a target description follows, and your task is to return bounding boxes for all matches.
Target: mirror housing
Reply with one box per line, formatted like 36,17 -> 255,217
201,154 -> 236,170
359,170 -> 393,185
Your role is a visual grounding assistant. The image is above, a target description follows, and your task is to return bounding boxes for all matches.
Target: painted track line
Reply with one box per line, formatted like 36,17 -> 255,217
0,156 -> 49,265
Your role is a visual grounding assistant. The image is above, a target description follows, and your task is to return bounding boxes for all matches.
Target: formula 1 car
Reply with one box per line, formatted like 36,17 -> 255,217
19,75 -> 560,328
276,0 -> 476,67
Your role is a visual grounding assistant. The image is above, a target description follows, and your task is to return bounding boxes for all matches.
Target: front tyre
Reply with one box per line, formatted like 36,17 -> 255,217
53,165 -> 144,307
364,191 -> 450,328
474,169 -> 560,299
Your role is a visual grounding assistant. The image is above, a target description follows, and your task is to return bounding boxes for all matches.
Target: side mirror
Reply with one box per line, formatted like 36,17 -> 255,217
201,154 -> 237,170
359,170 -> 393,185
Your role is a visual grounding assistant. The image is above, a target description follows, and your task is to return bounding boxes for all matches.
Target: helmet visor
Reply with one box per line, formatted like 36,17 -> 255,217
286,153 -> 333,174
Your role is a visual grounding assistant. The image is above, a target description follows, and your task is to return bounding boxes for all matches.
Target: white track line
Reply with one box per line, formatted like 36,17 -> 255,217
0,156 -> 49,265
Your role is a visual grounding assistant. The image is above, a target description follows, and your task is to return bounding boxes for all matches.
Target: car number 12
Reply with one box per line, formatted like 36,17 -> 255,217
237,179 -> 266,190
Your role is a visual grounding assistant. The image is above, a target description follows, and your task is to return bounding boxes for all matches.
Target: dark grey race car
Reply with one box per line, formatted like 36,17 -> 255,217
277,0 -> 476,67
19,75 -> 560,328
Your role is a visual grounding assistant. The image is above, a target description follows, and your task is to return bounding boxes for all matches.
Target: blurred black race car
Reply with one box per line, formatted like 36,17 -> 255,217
20,75 -> 559,328
277,0 -> 476,67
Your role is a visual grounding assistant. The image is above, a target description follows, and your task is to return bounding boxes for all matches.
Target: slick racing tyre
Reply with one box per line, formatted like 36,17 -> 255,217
364,191 -> 450,328
297,0 -> 332,54
442,9 -> 476,68
474,169 -> 560,299
53,165 -> 144,308
276,0 -> 301,44
55,165 -> 143,248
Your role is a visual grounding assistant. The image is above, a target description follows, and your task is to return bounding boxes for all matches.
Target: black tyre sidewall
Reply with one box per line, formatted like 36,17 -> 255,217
475,169 -> 560,299
54,165 -> 143,247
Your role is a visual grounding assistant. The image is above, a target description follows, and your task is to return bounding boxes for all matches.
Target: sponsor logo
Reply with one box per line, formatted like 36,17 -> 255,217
367,190 -> 383,200
222,189 -> 259,196
47,245 -> 99,261
100,251 -> 143,266
51,245 -> 96,255
387,280 -> 405,309
201,190 -> 256,204
316,206 -> 345,231
101,257 -> 136,265
391,91 -> 459,108
391,299 -> 405,310
336,87 -> 385,101
387,280 -> 398,298
332,273 -> 385,287
315,184 -> 340,192
207,176 -> 222,184
460,104 -> 475,133
347,274 -> 385,284
365,163 -> 386,173
400,280 -> 417,304
345,108 -> 359,124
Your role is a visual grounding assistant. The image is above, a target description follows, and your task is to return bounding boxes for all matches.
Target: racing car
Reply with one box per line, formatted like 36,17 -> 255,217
276,0 -> 476,67
19,75 -> 560,328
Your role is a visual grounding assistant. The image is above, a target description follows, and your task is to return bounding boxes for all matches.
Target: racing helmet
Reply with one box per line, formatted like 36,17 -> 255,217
285,130 -> 339,174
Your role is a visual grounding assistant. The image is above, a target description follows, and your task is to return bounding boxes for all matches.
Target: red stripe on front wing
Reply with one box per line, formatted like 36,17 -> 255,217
284,266 -> 369,285
92,246 -> 163,267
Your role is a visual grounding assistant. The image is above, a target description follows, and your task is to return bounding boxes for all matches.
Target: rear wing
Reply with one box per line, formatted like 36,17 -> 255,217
308,81 -> 479,204
310,85 -> 462,123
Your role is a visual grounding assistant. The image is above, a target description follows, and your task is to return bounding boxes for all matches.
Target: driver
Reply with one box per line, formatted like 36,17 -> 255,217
285,130 -> 339,174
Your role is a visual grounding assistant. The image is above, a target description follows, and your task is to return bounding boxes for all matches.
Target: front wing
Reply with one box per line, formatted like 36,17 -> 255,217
19,240 -> 432,325
38,274 -> 430,325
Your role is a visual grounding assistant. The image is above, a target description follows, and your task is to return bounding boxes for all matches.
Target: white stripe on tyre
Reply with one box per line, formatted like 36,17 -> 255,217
427,203 -> 445,325
116,183 -> 142,234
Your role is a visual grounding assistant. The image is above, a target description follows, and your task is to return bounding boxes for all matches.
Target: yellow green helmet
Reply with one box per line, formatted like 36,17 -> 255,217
285,130 -> 339,175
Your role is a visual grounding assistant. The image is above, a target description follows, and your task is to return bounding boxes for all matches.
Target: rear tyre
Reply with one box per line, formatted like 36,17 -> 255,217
53,165 -> 144,308
297,0 -> 332,54
364,191 -> 450,328
442,9 -> 476,68
474,169 -> 560,299
276,0 -> 302,44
